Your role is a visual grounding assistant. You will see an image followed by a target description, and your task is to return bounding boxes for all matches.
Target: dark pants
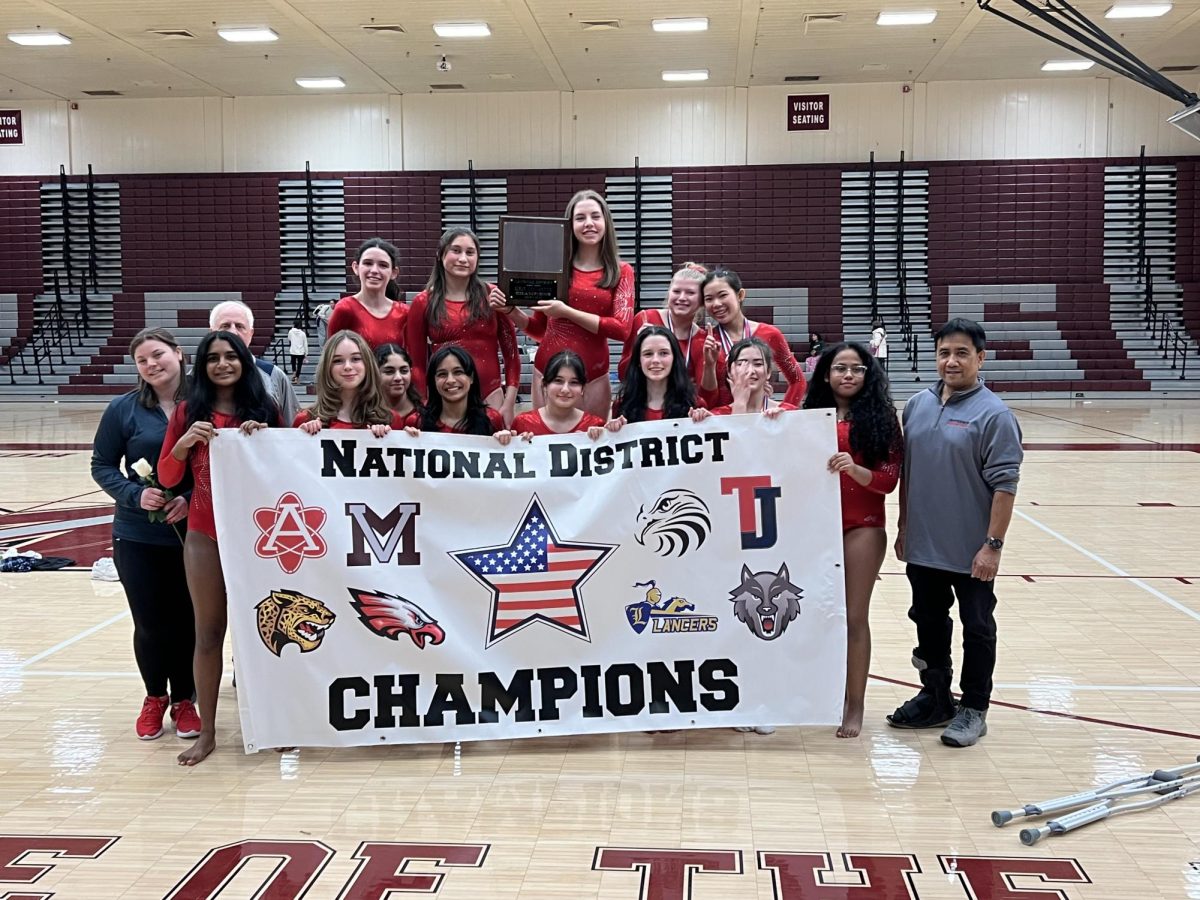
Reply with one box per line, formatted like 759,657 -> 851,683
906,563 -> 997,711
112,537 -> 196,702
290,354 -> 305,379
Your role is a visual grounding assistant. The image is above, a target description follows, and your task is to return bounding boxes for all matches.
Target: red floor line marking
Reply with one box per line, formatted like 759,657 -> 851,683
4,490 -> 106,515
879,572 -> 1199,580
1180,578 -> 1193,585
1021,575 -> 1036,583
0,442 -> 94,451
869,674 -> 1200,741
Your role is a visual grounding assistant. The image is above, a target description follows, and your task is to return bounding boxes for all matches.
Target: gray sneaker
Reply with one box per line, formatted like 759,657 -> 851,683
940,706 -> 988,747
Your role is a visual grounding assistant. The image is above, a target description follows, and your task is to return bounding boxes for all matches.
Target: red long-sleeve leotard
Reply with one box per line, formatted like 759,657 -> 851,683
293,410 -> 407,430
404,407 -> 505,435
406,290 -> 520,399
157,405 -> 243,542
327,296 -> 409,351
836,419 -> 901,532
512,410 -> 605,435
617,309 -> 725,406
525,264 -> 635,382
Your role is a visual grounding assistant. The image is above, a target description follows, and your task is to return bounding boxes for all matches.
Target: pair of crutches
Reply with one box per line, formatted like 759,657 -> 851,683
991,755 -> 1200,845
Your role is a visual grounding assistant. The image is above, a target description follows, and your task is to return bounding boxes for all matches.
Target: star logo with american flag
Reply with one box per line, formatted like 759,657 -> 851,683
451,496 -> 615,647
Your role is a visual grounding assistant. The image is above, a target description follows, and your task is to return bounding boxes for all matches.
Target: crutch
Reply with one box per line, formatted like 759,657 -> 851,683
1019,774 -> 1200,846
991,755 -> 1200,827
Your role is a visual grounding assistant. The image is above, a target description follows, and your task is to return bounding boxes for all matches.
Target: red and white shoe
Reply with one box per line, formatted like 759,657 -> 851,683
171,700 -> 202,739
136,695 -> 169,740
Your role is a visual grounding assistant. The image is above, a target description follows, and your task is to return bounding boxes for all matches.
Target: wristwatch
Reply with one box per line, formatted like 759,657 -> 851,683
985,536 -> 1004,551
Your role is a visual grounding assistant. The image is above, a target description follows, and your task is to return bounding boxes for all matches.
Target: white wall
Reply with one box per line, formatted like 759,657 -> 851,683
1,77 -> 1196,177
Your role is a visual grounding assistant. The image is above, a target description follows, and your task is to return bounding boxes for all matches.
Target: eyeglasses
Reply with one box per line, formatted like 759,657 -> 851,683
831,364 -> 868,377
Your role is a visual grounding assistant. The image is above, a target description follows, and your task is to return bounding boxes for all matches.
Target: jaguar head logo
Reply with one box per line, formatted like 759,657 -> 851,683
635,488 -> 712,557
255,590 -> 336,656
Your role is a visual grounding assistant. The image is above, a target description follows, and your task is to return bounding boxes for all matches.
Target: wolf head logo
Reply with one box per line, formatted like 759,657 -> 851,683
635,488 -> 712,557
728,563 -> 802,641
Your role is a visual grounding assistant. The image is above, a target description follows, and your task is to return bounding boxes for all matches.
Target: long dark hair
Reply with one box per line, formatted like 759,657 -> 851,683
542,349 -> 586,386
424,227 -> 490,328
565,189 -> 622,289
130,327 -> 188,409
420,345 -> 493,435
186,331 -> 278,429
614,325 -> 695,422
374,343 -> 424,414
803,342 -> 900,468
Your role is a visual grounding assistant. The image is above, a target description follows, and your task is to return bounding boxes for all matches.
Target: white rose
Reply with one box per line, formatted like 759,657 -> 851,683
130,458 -> 154,479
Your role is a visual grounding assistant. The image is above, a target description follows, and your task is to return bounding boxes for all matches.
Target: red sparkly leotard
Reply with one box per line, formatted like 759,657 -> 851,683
404,407 -> 505,435
617,308 -> 725,407
512,409 -> 605,435
707,402 -> 798,416
713,321 -> 806,407
158,405 -> 243,542
327,296 -> 409,351
836,418 -> 901,532
406,290 -> 520,399
293,410 -> 407,430
525,264 -> 635,382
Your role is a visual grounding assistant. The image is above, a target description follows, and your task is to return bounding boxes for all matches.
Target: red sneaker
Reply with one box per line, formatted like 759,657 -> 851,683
171,700 -> 202,739
136,695 -> 169,740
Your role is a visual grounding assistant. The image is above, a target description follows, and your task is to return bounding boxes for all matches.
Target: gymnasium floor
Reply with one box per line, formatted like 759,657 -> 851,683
1,399 -> 1198,899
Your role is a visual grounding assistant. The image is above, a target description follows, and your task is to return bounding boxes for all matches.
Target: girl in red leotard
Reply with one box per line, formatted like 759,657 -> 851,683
407,227 -> 520,425
701,267 -> 806,407
618,261 -> 723,405
294,330 -> 405,434
327,238 -> 408,350
408,346 -> 512,441
601,326 -> 698,435
158,331 -> 277,767
803,342 -> 902,739
512,350 -> 605,439
375,343 -> 423,423
694,336 -> 798,422
492,190 -> 634,418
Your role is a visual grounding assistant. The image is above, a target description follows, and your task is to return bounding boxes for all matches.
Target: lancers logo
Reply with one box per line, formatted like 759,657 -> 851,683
349,589 -> 446,649
625,580 -> 719,635
255,590 -> 335,656
253,492 -> 327,574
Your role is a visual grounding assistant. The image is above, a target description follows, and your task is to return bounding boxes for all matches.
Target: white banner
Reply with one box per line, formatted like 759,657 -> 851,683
210,411 -> 846,751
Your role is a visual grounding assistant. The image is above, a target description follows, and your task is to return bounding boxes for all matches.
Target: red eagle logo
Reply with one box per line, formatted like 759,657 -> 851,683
349,589 -> 446,649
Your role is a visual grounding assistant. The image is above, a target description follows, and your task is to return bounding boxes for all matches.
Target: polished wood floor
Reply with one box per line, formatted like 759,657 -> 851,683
1,399 -> 1198,899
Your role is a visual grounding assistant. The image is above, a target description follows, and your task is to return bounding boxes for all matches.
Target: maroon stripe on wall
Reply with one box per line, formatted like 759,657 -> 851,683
928,162 -> 1106,286
121,175 -> 280,293
507,171 -> 606,218
343,174 -> 442,296
0,178 -> 44,294
1178,160 -> 1196,287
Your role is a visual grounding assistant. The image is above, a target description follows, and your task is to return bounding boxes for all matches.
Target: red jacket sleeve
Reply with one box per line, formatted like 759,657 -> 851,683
406,292 -> 431,398
595,264 -> 635,343
157,403 -> 190,490
496,309 -> 521,390
761,325 -> 806,406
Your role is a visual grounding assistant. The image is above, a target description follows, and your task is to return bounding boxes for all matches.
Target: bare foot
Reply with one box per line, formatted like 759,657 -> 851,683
178,733 -> 216,766
836,702 -> 864,739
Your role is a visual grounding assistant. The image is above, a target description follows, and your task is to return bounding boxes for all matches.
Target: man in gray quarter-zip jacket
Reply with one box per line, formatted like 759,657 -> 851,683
885,318 -> 1023,748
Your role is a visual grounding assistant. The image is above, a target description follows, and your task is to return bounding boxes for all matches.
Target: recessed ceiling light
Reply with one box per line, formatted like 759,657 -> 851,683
652,18 -> 709,33
218,27 -> 279,43
433,23 -> 490,38
876,10 -> 938,26
1042,59 -> 1095,71
295,76 -> 345,89
662,69 -> 709,82
7,31 -> 72,46
1105,3 -> 1172,18
488,73 -> 515,80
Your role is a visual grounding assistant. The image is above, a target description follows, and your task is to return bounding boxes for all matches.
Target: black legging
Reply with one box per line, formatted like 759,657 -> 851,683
112,537 -> 196,702
291,354 -> 305,379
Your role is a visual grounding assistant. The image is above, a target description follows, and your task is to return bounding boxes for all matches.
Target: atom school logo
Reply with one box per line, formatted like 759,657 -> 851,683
451,495 -> 615,647
634,489 -> 712,558
349,588 -> 446,649
255,590 -> 335,656
625,580 -> 719,635
728,563 -> 802,641
253,492 -> 327,574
